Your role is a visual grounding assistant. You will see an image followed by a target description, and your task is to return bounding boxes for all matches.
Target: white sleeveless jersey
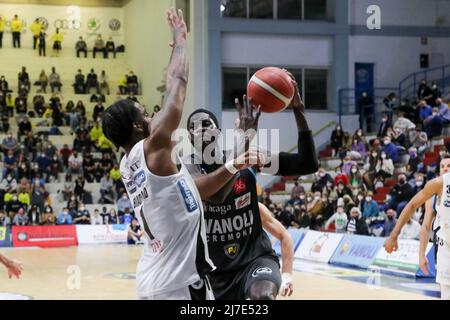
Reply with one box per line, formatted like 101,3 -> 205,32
120,140 -> 215,297
436,173 -> 450,242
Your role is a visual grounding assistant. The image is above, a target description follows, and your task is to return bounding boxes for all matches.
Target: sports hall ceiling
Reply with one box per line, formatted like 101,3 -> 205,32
0,0 -> 127,7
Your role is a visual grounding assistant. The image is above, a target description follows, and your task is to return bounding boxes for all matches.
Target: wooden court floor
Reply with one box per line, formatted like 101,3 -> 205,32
0,245 -> 434,300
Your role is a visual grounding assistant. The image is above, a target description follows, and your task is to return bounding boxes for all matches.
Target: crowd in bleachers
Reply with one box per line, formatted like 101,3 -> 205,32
0,61 -> 149,244
265,82 -> 450,240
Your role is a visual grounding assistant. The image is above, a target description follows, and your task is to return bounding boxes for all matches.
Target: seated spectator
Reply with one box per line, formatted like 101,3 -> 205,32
336,181 -> 352,198
377,113 -> 391,138
15,96 -> 27,115
74,175 -> 86,200
37,70 -> 48,93
118,75 -> 128,95
346,207 -> 369,235
362,191 -> 379,218
27,205 -> 40,226
334,167 -> 349,186
99,70 -> 110,95
73,122 -> 90,151
436,98 -> 450,124
109,164 -> 122,192
348,165 -> 363,189
100,173 -> 114,204
49,67 -> 62,93
386,173 -> 414,215
390,127 -> 407,147
83,152 -> 96,183
2,132 -> 19,155
348,137 -> 367,161
18,67 -> 30,92
30,179 -> 47,213
6,193 -> 25,220
128,219 -> 144,244
59,144 -> 72,167
423,107 -> 443,139
86,69 -> 99,94
56,207 -> 73,225
5,93 -> 14,117
75,36 -> 88,58
0,75 -> 9,94
406,147 -> 422,179
41,206 -> 56,226
117,192 -> 133,216
307,191 -> 325,230
393,111 -> 416,136
106,208 -> 120,225
13,208 -> 28,226
90,209 -> 103,225
151,105 -> 161,118
382,136 -> 398,163
72,204 -> 90,225
127,71 -> 139,94
3,149 -> 18,178
93,34 -> 105,58
96,134 -> 114,154
289,179 -> 304,204
120,208 -> 134,225
92,101 -> 105,122
398,218 -> 421,240
33,93 -> 45,117
418,100 -> 432,123
18,187 -> 30,209
341,156 -> 356,175
0,210 -> 11,227
105,37 -> 116,59
74,69 -> 85,94
410,127 -> 428,154
68,150 -> 83,174
18,115 -> 31,140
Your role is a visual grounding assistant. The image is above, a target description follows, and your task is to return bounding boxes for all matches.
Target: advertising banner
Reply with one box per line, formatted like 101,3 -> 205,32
0,227 -> 12,248
294,231 -> 343,263
329,234 -> 385,269
273,228 -> 305,256
12,226 -> 77,248
371,240 -> 435,277
76,225 -> 128,244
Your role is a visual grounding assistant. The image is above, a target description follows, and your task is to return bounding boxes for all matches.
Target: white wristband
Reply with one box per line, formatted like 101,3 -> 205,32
225,160 -> 239,174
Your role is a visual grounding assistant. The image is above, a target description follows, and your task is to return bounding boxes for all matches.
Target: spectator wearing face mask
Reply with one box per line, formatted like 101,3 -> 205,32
128,219 -> 144,244
336,181 -> 352,199
5,193 -> 25,220
41,206 -> 56,226
381,209 -> 397,237
13,208 -> 28,226
406,147 -> 422,180
413,174 -> 426,193
423,107 -> 443,139
391,127 -> 407,148
382,136 -> 398,163
0,210 -> 11,227
30,179 -> 46,214
429,81 -> 441,106
348,137 -> 367,161
57,207 -> 73,225
72,204 -> 90,225
27,205 -> 40,226
289,179 -> 304,205
393,111 -> 416,136
341,156 -> 357,175
436,98 -> 450,124
346,207 -> 369,235
117,193 -> 133,217
410,127 -> 428,154
418,100 -> 433,123
90,209 -> 103,225
386,174 -> 414,215
325,204 -> 348,233
307,192 -> 325,230
312,168 -> 333,193
362,192 -> 379,218
348,165 -> 363,189
293,204 -> 310,229
330,124 -> 344,157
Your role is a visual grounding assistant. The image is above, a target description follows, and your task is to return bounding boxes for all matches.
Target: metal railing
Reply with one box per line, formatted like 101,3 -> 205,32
399,64 -> 450,102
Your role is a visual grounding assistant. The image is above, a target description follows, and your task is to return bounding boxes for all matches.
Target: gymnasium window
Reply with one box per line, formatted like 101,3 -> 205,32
221,0 -> 333,21
222,67 -> 327,110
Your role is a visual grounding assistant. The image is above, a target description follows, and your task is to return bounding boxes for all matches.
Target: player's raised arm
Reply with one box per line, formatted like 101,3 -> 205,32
384,177 -> 442,253
258,202 -> 294,297
149,8 -> 188,149
261,71 -> 319,176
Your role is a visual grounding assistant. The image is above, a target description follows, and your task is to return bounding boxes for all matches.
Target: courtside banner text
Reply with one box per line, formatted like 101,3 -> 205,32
0,227 -> 12,247
76,225 -> 128,244
329,234 -> 385,269
12,225 -> 78,248
294,231 -> 343,263
371,240 -> 435,277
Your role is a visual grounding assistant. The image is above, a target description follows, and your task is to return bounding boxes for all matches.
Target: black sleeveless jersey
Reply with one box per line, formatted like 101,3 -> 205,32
202,167 -> 277,273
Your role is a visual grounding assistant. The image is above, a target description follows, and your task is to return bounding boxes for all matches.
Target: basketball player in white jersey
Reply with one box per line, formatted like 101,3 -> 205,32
0,253 -> 22,279
102,8 -> 262,300
384,155 -> 450,300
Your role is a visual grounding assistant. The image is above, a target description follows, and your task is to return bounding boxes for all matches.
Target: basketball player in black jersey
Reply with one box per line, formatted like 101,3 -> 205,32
183,72 -> 318,300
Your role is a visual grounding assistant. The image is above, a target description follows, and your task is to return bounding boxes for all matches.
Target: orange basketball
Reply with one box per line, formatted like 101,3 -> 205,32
247,67 -> 295,113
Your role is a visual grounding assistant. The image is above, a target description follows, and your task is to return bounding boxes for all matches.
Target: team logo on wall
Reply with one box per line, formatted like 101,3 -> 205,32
38,17 -> 49,30
109,18 -> 121,31
356,68 -> 369,83
54,19 -> 81,30
88,18 -> 101,31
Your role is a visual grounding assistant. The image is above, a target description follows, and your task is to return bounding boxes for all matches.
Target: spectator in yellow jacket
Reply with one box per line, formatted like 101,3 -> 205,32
0,16 -> 4,48
89,121 -> 103,143
97,133 -> 114,153
29,19 -> 42,50
11,15 -> 22,48
50,28 -> 63,57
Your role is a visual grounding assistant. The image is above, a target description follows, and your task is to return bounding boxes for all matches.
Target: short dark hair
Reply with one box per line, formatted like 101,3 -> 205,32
102,99 -> 140,149
187,108 -> 219,129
